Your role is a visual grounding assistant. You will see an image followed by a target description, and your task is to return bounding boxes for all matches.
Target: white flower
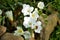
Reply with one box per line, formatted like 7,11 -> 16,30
14,27 -> 24,36
23,17 -> 36,28
30,8 -> 39,21
22,4 -> 34,16
0,9 -> 2,15
23,4 -> 30,8
37,2 -> 44,9
23,31 -> 31,39
23,17 -> 31,28
24,17 -> 30,21
5,11 -> 13,21
34,21 -> 42,33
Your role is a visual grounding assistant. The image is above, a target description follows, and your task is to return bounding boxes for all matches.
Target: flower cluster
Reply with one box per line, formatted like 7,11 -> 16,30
0,1 -> 45,37
14,1 -> 45,39
22,1 -> 45,33
22,7 -> 42,33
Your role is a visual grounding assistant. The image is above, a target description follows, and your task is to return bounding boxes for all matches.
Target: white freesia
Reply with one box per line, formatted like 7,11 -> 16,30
23,31 -> 31,39
14,27 -> 24,36
22,4 -> 34,16
5,11 -> 13,21
23,17 -> 30,28
23,17 -> 36,28
37,2 -> 44,9
23,4 -> 30,8
24,17 -> 30,21
0,9 -> 2,15
34,21 -> 42,33
30,8 -> 39,21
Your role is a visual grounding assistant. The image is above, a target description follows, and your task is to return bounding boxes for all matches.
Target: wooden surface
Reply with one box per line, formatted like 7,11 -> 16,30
0,26 -> 6,37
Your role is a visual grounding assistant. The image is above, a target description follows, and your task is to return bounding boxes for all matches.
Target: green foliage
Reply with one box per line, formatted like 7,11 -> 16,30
50,0 -> 60,12
50,25 -> 60,40
0,0 -> 15,10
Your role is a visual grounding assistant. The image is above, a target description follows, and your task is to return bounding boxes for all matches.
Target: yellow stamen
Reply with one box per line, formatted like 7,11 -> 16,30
17,29 -> 23,33
32,13 -> 35,18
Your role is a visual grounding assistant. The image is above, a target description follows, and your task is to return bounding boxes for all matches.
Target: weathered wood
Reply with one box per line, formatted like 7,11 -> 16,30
44,11 -> 58,40
29,37 -> 35,40
40,11 -> 58,40
0,26 -> 6,37
0,33 -> 24,40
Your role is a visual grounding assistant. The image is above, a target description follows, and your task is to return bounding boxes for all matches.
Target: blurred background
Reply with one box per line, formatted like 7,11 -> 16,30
0,0 -> 60,40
